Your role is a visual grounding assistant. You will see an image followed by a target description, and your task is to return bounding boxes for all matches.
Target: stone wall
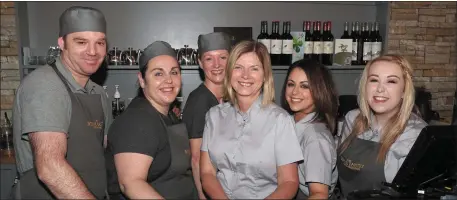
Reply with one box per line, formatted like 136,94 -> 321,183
388,1 -> 456,123
0,1 -> 19,122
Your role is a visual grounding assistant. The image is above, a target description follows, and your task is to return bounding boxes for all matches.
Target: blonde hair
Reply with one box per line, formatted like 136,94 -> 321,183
223,40 -> 275,106
340,54 -> 416,162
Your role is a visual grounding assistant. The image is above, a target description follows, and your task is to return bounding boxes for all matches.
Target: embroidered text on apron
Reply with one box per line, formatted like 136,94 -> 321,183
151,114 -> 198,199
337,137 -> 386,198
16,64 -> 107,199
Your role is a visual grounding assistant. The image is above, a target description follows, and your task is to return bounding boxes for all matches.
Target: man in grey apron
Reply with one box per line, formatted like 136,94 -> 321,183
12,6 -> 111,199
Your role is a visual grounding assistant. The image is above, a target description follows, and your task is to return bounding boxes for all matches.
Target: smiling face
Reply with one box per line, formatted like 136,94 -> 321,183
138,55 -> 181,110
285,67 -> 315,116
199,49 -> 229,85
230,52 -> 264,101
58,31 -> 107,77
365,61 -> 405,117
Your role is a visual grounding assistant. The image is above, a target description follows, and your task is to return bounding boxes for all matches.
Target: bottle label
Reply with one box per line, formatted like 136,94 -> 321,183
270,40 -> 282,54
371,42 -> 382,59
282,39 -> 293,54
258,39 -> 271,53
363,42 -> 372,61
304,41 -> 314,54
352,42 -> 358,61
323,41 -> 334,54
313,41 -> 323,54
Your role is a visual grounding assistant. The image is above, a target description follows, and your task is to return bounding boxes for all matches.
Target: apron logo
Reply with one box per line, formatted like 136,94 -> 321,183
342,157 -> 365,171
87,120 -> 103,130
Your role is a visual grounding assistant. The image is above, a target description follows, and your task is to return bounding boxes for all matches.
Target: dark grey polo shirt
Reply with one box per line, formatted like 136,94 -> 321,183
182,83 -> 219,139
13,57 -> 113,173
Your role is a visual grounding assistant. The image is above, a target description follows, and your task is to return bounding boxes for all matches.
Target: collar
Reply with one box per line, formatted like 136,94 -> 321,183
54,57 -> 96,94
297,112 -> 317,124
234,95 -> 263,125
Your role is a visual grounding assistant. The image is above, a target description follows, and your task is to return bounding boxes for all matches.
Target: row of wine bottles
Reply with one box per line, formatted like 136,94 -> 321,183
256,20 -> 383,66
257,21 -> 293,66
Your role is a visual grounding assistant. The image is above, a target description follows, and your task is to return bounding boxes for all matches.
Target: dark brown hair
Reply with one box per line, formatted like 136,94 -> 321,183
281,59 -> 339,134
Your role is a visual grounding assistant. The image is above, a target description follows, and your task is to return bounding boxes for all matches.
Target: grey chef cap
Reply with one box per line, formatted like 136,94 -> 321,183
197,32 -> 232,55
139,41 -> 177,71
59,6 -> 107,37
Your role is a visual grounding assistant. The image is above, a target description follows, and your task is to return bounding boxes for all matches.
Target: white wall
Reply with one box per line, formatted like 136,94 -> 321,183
25,1 -> 377,55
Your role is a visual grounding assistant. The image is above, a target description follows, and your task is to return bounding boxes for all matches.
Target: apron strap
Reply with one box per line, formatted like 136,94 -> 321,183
50,63 -> 74,96
49,62 -> 98,121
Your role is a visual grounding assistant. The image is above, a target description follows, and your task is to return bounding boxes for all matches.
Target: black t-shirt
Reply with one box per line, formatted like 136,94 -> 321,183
106,97 -> 173,194
182,84 -> 219,139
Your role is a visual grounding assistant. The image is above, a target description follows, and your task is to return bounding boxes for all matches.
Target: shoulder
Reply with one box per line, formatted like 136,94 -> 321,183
301,122 -> 335,146
207,102 -> 231,117
397,113 -> 427,142
261,103 -> 292,119
19,66 -> 67,93
345,109 -> 360,123
184,86 -> 213,110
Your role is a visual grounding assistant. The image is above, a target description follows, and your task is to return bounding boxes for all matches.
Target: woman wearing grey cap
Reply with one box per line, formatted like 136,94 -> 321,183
181,32 -> 231,199
106,41 -> 198,199
200,40 -> 303,199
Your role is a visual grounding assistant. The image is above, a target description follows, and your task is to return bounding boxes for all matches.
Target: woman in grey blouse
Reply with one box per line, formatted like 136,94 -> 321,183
337,54 -> 427,197
200,40 -> 304,199
281,59 -> 339,199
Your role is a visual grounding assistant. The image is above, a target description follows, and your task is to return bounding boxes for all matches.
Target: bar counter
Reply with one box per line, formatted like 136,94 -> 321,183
0,150 -> 15,164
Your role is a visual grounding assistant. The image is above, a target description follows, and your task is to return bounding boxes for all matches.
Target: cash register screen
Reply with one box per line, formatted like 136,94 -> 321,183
391,125 -> 457,195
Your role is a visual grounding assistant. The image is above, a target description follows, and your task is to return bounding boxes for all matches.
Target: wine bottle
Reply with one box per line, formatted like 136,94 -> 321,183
362,22 -> 372,64
281,21 -> 293,65
270,21 -> 282,66
257,21 -> 270,53
322,21 -> 334,65
312,21 -> 323,64
303,21 -> 313,60
371,21 -> 383,59
341,22 -> 351,39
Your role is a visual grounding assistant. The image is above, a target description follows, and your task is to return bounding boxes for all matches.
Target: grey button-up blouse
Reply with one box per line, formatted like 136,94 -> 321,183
201,97 -> 304,199
338,109 -> 427,183
295,112 -> 338,197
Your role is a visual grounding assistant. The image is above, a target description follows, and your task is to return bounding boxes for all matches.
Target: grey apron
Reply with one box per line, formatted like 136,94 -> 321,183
337,137 -> 386,198
151,115 -> 198,199
15,64 -> 107,199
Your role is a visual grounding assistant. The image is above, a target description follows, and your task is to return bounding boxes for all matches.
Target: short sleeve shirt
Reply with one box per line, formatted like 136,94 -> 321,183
295,112 -> 338,197
107,97 -> 172,182
182,84 -> 218,139
338,109 -> 427,183
13,58 -> 113,173
201,97 -> 304,199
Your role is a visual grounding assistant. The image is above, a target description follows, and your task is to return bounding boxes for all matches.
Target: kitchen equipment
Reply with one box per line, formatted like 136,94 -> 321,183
177,45 -> 197,65
108,47 -> 124,65
46,46 -> 61,64
1,112 -> 13,152
121,47 -> 140,65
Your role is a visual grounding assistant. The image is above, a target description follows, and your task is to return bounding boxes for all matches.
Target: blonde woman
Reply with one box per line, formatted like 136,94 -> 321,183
200,40 -> 303,199
337,54 -> 427,197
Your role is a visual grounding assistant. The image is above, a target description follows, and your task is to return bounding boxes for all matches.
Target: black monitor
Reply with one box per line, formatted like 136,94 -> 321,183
389,125 -> 457,196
